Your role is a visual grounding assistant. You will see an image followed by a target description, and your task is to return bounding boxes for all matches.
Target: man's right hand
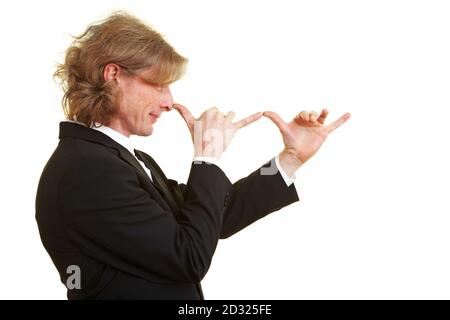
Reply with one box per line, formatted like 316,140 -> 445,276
173,104 -> 262,160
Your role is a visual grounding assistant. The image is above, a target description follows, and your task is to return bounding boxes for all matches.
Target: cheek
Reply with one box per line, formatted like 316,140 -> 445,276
128,93 -> 150,117
121,82 -> 159,118
143,95 -> 159,112
117,86 -> 136,112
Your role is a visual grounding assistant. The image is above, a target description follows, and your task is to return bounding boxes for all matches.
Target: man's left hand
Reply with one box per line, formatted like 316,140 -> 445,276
263,109 -> 351,177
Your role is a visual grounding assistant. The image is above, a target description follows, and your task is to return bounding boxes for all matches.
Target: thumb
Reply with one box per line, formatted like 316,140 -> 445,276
263,111 -> 288,133
173,103 -> 195,130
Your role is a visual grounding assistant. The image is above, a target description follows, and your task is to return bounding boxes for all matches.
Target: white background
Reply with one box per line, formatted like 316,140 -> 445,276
1,0 -> 449,299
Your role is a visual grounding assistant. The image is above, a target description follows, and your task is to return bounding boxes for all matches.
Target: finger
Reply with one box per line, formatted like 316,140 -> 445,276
202,107 -> 219,115
200,106 -> 219,120
225,111 -> 236,122
309,111 -> 319,123
296,111 -> 309,122
317,108 -> 329,124
326,112 -> 351,133
233,112 -> 263,129
215,111 -> 226,124
262,111 -> 289,133
173,103 -> 195,129
216,111 -> 226,119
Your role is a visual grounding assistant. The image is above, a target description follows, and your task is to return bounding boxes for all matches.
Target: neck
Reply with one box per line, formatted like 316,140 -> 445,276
105,118 -> 131,137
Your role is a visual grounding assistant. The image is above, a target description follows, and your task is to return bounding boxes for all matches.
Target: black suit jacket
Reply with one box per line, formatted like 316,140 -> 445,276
35,122 -> 299,299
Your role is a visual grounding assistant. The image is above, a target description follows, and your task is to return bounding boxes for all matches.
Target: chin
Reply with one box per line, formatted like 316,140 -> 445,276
143,126 -> 154,136
133,126 -> 153,137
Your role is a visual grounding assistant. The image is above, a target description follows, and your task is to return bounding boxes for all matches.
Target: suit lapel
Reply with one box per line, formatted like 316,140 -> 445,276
116,148 -> 172,212
133,150 -> 182,216
59,122 -> 171,212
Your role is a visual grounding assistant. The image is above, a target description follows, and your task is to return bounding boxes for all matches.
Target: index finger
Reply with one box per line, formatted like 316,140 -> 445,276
326,112 -> 351,133
233,112 -> 263,129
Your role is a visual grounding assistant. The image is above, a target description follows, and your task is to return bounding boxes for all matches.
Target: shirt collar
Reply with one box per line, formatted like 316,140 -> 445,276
64,119 -> 135,155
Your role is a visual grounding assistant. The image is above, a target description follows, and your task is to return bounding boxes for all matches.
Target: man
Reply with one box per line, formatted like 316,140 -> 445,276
35,11 -> 350,300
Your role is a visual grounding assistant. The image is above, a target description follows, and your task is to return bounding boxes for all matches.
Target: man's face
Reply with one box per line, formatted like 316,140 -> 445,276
113,68 -> 174,137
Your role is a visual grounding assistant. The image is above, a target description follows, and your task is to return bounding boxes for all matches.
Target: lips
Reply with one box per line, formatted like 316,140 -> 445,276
149,113 -> 160,122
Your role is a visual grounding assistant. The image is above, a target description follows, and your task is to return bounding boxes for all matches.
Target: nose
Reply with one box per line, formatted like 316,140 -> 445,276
160,86 -> 174,112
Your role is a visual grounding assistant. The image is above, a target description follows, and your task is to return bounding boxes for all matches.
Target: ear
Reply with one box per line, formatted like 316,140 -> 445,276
103,63 -> 121,82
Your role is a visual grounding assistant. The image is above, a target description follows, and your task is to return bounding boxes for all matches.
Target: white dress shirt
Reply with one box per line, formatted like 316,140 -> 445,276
64,120 -> 296,186
92,124 -> 155,182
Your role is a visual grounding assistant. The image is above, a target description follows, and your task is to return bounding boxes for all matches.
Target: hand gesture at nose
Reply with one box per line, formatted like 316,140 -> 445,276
173,104 -> 262,160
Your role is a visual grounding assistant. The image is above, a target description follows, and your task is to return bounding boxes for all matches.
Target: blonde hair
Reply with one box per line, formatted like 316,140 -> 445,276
54,11 -> 188,127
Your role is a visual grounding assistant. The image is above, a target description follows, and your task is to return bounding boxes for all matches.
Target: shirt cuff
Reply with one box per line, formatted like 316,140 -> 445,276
275,155 -> 296,187
193,156 -> 222,170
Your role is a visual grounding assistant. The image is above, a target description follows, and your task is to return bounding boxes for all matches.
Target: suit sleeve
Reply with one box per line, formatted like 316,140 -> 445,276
58,153 -> 231,284
219,158 -> 299,239
173,159 -> 299,239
